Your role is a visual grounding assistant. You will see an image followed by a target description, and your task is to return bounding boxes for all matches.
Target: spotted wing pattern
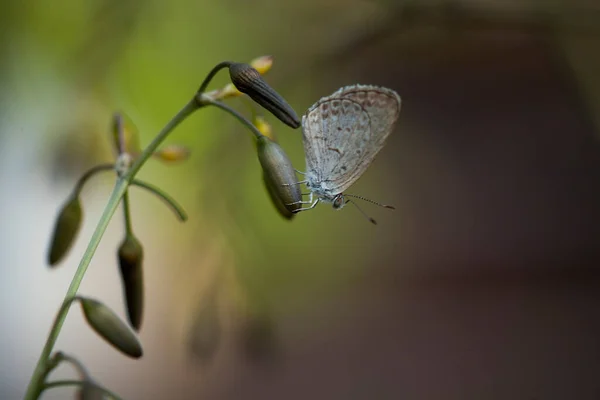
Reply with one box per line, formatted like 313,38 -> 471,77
301,85 -> 401,195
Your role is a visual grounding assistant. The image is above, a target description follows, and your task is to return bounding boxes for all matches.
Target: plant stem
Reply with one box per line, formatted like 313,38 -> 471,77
200,97 -> 265,139
197,61 -> 233,94
131,179 -> 188,222
73,163 -> 115,195
122,190 -> 133,234
25,180 -> 128,400
24,98 -> 199,400
126,99 -> 199,179
43,379 -> 123,400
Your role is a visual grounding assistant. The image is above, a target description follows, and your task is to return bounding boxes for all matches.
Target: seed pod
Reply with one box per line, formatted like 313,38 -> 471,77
262,172 -> 294,220
48,194 -> 83,266
256,136 -> 302,216
118,234 -> 144,331
153,144 -> 191,163
79,297 -> 143,358
229,63 -> 300,129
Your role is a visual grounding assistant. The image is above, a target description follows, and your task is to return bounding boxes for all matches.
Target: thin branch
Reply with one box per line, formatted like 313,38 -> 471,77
199,96 -> 265,139
130,179 -> 188,222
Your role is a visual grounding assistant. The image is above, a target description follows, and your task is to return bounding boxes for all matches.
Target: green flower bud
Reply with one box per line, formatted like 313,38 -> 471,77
79,297 -> 143,358
256,136 -> 302,216
118,234 -> 144,331
263,172 -> 294,220
229,62 -> 300,129
111,112 -> 141,156
48,194 -> 83,266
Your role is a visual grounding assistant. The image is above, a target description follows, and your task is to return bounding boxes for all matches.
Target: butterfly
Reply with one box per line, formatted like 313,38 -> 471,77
292,84 -> 401,223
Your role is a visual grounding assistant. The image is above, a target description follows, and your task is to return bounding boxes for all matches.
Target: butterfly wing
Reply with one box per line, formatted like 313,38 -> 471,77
301,85 -> 401,195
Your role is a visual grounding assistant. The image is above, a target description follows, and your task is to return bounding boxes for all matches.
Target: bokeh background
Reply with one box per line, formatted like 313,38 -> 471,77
2,0 -> 600,399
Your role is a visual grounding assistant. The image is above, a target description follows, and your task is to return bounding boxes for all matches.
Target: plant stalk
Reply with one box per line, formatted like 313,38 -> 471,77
24,98 -> 199,400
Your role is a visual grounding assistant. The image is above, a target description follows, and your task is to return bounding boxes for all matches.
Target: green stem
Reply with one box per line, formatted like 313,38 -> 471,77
122,190 -> 133,234
197,61 -> 233,94
73,163 -> 115,195
57,352 -> 90,379
42,379 -> 123,400
25,180 -> 128,400
24,99 -> 200,400
126,99 -> 199,180
131,179 -> 188,222
199,96 -> 265,139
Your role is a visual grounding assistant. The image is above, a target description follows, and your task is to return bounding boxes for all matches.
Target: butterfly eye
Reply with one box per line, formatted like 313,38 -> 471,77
332,195 -> 345,209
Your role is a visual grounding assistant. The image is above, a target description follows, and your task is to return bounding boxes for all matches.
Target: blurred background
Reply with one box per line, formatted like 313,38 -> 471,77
2,0 -> 600,399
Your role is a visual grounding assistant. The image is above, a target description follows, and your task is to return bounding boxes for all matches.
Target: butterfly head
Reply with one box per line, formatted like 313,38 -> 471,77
332,194 -> 346,210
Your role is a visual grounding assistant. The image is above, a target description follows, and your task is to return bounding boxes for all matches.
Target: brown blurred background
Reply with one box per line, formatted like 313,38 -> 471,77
1,1 -> 600,399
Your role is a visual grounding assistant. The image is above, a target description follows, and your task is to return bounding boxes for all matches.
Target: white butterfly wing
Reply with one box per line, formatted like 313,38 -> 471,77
301,85 -> 401,195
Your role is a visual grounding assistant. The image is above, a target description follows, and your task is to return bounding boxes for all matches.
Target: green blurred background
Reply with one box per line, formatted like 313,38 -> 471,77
2,0 -> 600,399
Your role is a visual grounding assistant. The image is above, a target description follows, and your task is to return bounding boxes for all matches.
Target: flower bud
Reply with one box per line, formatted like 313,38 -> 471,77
79,297 -> 143,358
262,172 -> 294,220
253,115 -> 275,141
111,113 -> 140,156
256,136 -> 302,216
48,194 -> 83,266
153,144 -> 191,163
118,234 -> 144,331
249,55 -> 274,75
229,63 -> 300,129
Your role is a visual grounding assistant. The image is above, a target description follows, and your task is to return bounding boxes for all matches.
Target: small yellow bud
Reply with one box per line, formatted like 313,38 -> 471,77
153,145 -> 191,163
249,55 -> 274,75
252,116 -> 275,141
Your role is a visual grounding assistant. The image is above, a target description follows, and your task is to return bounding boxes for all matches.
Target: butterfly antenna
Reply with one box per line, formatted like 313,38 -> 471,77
344,194 -> 395,210
346,200 -> 377,225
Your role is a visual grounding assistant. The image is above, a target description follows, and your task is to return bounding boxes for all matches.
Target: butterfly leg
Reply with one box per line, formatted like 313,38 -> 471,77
286,192 -> 313,205
282,180 -> 307,187
294,169 -> 306,175
292,197 -> 319,213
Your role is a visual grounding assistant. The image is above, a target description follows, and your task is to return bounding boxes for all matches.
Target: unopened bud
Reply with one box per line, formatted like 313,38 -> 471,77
249,55 -> 274,75
111,113 -> 141,156
79,297 -> 143,358
253,116 -> 275,141
263,172 -> 294,220
256,136 -> 301,216
229,63 -> 300,129
153,145 -> 191,163
118,234 -> 144,331
48,195 -> 83,266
